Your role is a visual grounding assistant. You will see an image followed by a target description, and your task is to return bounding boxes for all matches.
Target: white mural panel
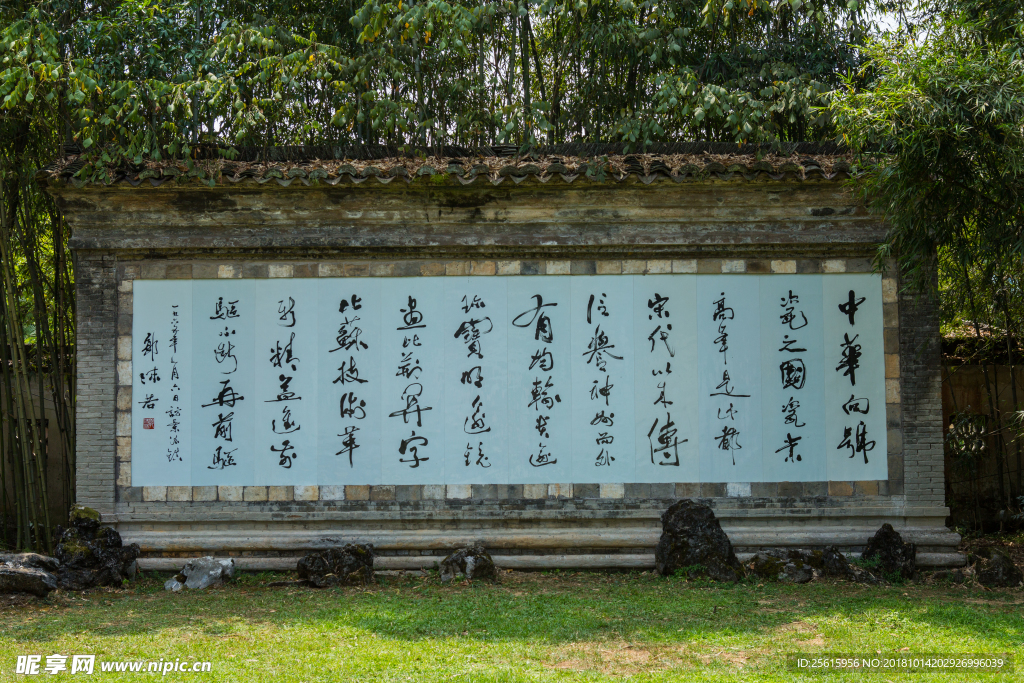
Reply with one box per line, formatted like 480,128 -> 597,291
570,277 -> 637,484
443,277 -> 509,484
697,276 -> 763,484
131,280 -> 192,486
823,274 -> 888,482
379,278 -> 447,485
633,275 -> 699,483
190,280 -> 255,486
254,279 -> 319,485
760,275 -> 826,483
317,278 -> 382,485
507,278 -> 573,484
132,273 -> 889,487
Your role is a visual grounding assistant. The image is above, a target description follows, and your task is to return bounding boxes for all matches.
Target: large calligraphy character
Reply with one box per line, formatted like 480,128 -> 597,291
836,333 -> 862,386
513,295 -> 557,342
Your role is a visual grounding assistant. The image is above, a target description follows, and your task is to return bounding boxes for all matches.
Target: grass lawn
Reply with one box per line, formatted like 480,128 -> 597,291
1,569 -> 1021,682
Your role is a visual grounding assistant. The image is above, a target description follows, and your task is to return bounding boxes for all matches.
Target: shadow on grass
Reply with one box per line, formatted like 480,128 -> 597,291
4,572 -> 1023,652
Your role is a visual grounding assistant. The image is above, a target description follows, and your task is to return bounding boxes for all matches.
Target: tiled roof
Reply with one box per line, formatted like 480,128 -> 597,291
42,146 -> 857,188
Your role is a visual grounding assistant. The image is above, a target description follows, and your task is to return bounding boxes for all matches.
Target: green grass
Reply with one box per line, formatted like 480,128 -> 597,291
1,570 -> 1022,682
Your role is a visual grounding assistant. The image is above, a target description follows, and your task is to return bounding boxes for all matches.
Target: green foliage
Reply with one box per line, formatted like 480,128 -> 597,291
832,0 -> 1024,517
1,0 -> 886,179
1,1 -> 78,552
830,0 -> 1024,295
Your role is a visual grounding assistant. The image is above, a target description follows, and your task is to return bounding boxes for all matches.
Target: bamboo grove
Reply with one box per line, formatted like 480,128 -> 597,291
3,0 -> 875,170
0,61 -> 75,554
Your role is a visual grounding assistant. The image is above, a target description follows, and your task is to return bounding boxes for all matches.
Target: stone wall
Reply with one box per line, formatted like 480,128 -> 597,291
52,174 -> 962,568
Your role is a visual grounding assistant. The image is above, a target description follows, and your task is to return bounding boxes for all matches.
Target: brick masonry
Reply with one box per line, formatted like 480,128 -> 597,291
57,178 -> 957,562
898,272 -> 944,506
76,255 -> 118,514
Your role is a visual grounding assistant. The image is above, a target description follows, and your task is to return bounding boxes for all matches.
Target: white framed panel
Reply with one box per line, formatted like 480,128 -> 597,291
760,275 -> 826,483
507,277 -> 573,483
131,279 -> 193,486
570,276 -> 636,483
823,274 -> 888,481
379,278 -> 447,485
697,275 -> 763,483
254,279 -> 319,485
317,279 -> 382,485
443,277 -> 510,484
191,279 -> 256,486
633,275 -> 699,483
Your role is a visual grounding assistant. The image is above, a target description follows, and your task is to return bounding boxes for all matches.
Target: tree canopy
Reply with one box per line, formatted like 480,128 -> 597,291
3,0 -> 881,174
830,0 -> 1024,510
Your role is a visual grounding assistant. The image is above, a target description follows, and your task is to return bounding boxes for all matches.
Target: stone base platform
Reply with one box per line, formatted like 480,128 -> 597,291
117,498 -> 964,572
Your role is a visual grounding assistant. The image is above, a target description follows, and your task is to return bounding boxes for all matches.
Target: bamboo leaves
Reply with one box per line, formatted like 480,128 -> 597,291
3,0 -> 881,166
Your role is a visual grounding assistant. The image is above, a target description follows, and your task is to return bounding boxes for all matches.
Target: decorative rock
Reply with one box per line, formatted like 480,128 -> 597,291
439,545 -> 497,583
849,565 -> 885,585
746,550 -> 813,584
975,548 -> 1023,588
0,553 -> 60,573
296,544 -> 374,587
861,523 -> 916,581
820,545 -> 855,579
784,563 -> 814,584
162,557 -> 235,591
748,547 -> 860,583
0,561 -> 58,597
164,577 -> 185,592
747,550 -> 787,579
654,500 -> 743,582
54,505 -> 140,591
786,545 -> 882,584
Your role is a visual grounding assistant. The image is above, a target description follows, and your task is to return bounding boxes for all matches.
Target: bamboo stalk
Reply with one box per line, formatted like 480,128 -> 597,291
960,258 -> 1008,509
0,169 -> 55,552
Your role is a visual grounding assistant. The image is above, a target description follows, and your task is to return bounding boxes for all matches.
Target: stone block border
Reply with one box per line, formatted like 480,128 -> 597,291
108,257 -> 902,508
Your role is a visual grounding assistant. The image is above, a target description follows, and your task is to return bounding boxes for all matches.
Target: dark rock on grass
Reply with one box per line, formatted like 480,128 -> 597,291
746,550 -> 814,584
848,565 -> 885,585
861,523 -> 916,581
749,548 -> 860,584
54,505 -> 140,591
164,557 -> 236,592
0,507 -> 140,597
821,545 -> 856,579
0,553 -> 60,573
0,560 -> 58,597
975,548 -> 1023,588
297,544 -> 374,588
439,545 -> 497,583
745,547 -> 853,584
655,500 -> 743,582
743,545 -> 885,585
